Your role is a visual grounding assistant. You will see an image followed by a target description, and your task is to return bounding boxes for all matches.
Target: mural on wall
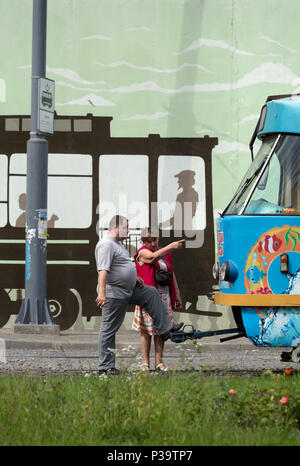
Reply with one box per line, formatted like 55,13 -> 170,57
2,0 -> 300,214
0,113 -> 217,330
2,0 -> 300,330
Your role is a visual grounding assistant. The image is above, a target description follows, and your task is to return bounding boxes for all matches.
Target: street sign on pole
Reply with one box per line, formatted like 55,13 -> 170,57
38,77 -> 55,134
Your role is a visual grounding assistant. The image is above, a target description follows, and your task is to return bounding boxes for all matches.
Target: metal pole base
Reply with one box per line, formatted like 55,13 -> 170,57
15,298 -> 55,325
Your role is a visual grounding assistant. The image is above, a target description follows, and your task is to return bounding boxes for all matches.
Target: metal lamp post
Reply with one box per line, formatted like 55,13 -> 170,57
15,0 -> 57,328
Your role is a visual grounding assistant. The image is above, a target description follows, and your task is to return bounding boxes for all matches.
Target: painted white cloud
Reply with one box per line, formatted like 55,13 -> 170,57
231,62 -> 299,88
102,81 -> 165,93
176,38 -> 254,56
233,114 -> 259,126
94,60 -> 215,74
213,140 -> 260,155
126,27 -> 152,32
18,65 -> 106,85
94,62 -> 300,94
0,79 -> 5,102
56,93 -> 115,107
196,128 -> 230,136
47,67 -> 105,85
81,34 -> 112,41
55,80 -> 105,93
213,140 -> 250,155
122,112 -> 172,121
260,36 -> 299,54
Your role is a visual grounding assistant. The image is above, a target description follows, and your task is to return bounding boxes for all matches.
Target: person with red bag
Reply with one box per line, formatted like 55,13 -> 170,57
132,227 -> 184,372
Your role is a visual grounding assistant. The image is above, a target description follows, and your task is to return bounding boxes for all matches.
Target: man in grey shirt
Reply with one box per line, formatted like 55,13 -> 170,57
95,215 -> 184,374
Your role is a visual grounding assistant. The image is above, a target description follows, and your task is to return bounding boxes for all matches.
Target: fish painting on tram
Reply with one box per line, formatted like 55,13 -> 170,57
244,225 -> 300,295
246,265 -> 266,284
258,234 -> 282,254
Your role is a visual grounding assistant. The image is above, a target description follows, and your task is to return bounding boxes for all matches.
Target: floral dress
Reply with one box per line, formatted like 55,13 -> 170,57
132,257 -> 175,336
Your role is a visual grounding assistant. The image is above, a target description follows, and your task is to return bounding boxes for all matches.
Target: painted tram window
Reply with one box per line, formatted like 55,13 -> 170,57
98,154 -> 149,255
157,155 -> 206,242
9,153 -> 93,228
99,154 -> 148,224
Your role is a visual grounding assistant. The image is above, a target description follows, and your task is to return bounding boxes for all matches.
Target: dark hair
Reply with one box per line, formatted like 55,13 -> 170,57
140,226 -> 159,243
108,215 -> 128,231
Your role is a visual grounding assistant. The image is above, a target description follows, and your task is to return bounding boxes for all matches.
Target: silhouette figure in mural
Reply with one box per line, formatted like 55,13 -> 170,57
15,193 -> 27,228
158,169 -> 214,320
159,170 -> 199,231
15,193 -> 59,228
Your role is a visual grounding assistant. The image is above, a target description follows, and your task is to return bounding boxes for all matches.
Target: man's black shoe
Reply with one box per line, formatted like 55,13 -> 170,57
280,351 -> 292,362
98,367 -> 120,376
161,322 -> 184,342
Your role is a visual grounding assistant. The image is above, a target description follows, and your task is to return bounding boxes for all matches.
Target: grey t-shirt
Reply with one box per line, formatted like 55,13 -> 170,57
95,236 -> 137,299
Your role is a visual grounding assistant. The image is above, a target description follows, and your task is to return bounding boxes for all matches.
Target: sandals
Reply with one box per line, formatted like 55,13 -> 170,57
141,363 -> 169,372
155,363 -> 169,372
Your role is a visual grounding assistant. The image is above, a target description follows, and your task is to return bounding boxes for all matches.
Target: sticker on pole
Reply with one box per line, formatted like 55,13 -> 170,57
38,77 -> 55,134
38,209 -> 48,239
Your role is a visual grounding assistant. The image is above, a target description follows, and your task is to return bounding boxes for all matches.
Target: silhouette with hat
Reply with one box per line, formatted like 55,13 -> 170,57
159,169 -> 199,231
15,193 -> 59,228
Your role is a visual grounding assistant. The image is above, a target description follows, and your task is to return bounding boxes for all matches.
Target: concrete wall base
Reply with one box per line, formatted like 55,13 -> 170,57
13,324 -> 60,335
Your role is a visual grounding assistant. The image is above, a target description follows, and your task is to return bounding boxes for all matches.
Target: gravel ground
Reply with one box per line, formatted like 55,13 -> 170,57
0,343 -> 298,377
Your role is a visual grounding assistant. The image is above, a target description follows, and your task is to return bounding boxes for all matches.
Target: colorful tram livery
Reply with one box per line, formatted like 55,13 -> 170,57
0,113 -> 217,330
212,95 -> 300,361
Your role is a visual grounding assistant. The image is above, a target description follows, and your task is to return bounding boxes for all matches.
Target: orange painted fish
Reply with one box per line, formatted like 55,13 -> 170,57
258,234 -> 282,254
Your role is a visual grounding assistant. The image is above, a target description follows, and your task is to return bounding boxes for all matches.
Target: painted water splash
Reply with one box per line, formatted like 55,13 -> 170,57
250,268 -> 300,347
250,308 -> 300,347
284,268 -> 300,295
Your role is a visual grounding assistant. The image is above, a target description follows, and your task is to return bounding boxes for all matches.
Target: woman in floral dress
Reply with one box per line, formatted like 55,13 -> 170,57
132,228 -> 184,371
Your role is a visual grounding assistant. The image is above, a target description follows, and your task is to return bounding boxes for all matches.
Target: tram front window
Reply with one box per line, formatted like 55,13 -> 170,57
224,134 -> 300,215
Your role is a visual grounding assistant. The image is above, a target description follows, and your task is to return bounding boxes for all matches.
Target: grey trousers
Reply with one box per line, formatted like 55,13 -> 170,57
98,285 -> 173,370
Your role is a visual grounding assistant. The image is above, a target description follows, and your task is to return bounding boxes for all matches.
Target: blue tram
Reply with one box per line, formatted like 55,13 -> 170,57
212,95 -> 300,362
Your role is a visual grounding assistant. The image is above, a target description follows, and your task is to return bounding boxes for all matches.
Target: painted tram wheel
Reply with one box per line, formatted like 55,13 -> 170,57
0,290 -> 12,328
47,288 -> 79,331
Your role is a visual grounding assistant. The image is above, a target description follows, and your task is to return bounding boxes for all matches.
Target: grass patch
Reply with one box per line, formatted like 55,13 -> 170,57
0,371 -> 299,446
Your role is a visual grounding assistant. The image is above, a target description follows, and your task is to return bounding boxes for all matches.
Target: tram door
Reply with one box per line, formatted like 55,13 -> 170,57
97,143 -> 217,318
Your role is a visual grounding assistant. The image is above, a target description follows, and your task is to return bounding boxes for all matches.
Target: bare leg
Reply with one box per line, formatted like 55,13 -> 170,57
154,335 -> 166,368
140,333 -> 152,368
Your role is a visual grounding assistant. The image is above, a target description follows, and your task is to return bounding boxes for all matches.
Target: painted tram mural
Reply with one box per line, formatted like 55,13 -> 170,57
0,113 -> 218,330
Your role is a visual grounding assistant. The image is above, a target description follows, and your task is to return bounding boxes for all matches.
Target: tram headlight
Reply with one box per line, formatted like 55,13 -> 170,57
219,262 -> 229,281
212,261 -> 219,279
219,260 -> 238,282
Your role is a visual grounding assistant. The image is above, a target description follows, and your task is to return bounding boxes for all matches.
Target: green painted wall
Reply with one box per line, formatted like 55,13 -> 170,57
1,0 -> 300,331
0,0 -> 300,213
2,0 -> 300,214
